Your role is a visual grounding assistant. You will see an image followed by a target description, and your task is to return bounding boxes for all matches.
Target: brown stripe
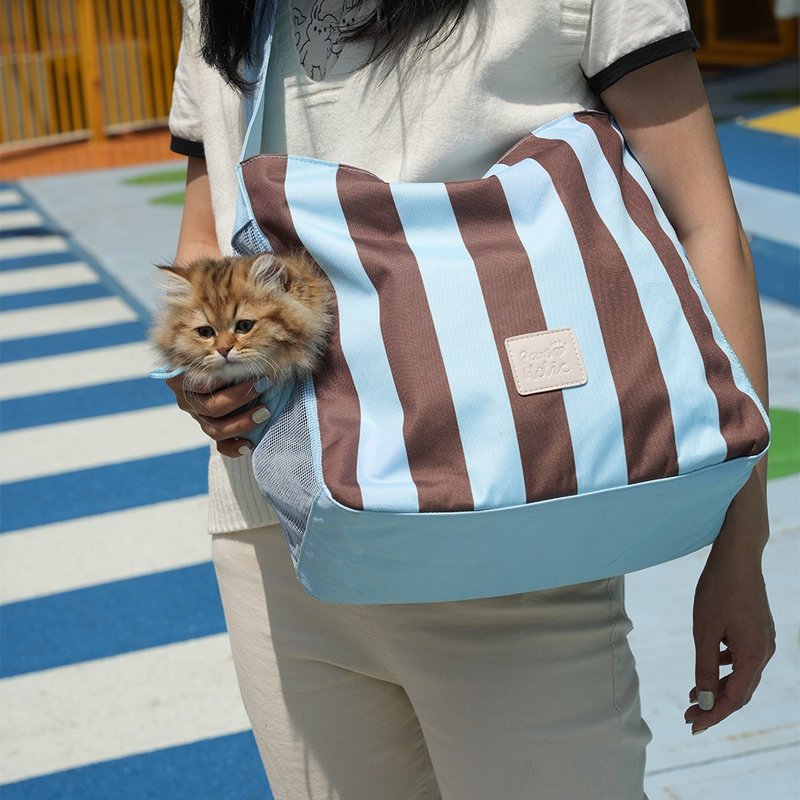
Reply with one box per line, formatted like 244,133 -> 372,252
241,156 -> 364,509
529,135 -> 681,483
577,112 -> 769,460
498,134 -> 543,168
336,169 -> 474,511
311,323 -> 365,510
241,156 -> 298,253
447,178 -> 579,501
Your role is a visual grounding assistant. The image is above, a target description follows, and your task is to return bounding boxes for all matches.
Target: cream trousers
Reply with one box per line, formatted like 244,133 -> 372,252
211,525 -> 651,800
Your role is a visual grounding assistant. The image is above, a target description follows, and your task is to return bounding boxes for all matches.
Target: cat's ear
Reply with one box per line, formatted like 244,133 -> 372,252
250,253 -> 288,291
157,263 -> 192,300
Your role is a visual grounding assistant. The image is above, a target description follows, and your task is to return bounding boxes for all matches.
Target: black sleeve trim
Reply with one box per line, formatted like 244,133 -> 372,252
170,135 -> 205,159
586,30 -> 699,95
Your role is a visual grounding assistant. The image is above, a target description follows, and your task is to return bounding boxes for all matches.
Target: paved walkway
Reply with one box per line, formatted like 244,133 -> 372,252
0,105 -> 798,798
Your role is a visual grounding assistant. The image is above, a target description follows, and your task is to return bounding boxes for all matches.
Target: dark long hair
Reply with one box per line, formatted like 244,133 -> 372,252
199,0 -> 471,93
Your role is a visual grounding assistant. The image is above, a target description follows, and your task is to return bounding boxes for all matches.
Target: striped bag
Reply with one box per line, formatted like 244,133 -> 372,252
232,8 -> 769,603
233,110 -> 769,604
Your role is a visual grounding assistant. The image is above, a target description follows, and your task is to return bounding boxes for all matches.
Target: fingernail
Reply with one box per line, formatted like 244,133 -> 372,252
692,728 -> 708,736
238,445 -> 251,456
253,377 -> 270,392
698,691 -> 715,711
251,407 -> 271,424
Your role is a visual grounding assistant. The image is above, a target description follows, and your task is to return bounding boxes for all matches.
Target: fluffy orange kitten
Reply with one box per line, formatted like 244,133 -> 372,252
151,251 -> 333,392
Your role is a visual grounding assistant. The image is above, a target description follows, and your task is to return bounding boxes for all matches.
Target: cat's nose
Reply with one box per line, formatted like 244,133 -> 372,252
217,347 -> 231,358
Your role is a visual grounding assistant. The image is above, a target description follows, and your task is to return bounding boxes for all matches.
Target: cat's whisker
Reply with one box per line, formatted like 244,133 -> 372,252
243,351 -> 281,379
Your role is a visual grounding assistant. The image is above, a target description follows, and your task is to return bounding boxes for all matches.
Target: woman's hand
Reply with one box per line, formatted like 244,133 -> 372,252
685,473 -> 776,734
166,374 -> 268,457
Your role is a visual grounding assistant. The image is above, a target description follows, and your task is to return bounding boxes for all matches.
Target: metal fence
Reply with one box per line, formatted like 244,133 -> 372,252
1,0 -> 181,150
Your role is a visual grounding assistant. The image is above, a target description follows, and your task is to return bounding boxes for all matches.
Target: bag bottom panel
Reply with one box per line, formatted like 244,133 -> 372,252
294,455 -> 760,604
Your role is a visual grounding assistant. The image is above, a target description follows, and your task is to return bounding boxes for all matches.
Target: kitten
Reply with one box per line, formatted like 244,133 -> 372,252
151,250 -> 333,392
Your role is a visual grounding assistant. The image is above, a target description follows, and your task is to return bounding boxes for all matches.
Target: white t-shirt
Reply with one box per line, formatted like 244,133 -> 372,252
169,0 -> 696,533
258,0 -> 694,181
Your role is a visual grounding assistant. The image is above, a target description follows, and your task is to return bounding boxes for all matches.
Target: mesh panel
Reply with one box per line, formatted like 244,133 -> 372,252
232,220 -> 270,256
252,381 -> 320,561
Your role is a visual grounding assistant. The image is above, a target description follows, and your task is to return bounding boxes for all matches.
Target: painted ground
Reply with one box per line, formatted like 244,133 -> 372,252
1,103 -> 798,798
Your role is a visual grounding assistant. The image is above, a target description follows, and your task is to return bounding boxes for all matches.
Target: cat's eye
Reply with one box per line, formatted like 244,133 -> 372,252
235,320 -> 255,334
196,326 -> 215,338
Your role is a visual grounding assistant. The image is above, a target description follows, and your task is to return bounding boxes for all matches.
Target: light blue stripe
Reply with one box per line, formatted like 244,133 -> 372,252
484,161 -> 510,178
613,124 -> 770,432
538,120 -> 729,473
495,161 -> 628,493
389,182 -> 526,508
284,158 -> 419,511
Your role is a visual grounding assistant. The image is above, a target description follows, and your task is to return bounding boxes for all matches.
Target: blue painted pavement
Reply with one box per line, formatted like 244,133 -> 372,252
0,183 -> 274,798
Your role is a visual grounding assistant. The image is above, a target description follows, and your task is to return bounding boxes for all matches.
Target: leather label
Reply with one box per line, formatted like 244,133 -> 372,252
505,328 -> 587,395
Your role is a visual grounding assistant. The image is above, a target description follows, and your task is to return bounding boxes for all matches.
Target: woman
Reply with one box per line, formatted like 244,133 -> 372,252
166,1 -> 775,796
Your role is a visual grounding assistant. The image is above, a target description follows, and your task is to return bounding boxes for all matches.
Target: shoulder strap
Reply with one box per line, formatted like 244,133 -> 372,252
232,0 -> 279,253
240,0 -> 279,161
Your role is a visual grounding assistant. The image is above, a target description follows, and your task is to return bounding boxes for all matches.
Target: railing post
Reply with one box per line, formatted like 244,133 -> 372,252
76,0 -> 106,141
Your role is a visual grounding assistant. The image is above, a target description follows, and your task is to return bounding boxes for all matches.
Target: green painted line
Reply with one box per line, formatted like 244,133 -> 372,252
149,190 -> 186,206
122,168 -> 187,187
768,408 -> 800,480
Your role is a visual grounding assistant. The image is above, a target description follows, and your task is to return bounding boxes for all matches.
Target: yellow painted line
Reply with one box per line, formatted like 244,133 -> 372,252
746,106 -> 800,137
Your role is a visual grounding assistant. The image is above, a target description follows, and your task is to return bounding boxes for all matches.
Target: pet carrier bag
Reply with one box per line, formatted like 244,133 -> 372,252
230,3 -> 770,604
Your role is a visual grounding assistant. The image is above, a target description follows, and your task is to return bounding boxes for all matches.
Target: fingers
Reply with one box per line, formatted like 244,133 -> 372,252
194,404 -> 268,442
217,438 -> 253,459
184,380 -> 262,418
691,630 -> 721,731
685,646 -> 772,734
164,374 -> 267,456
688,648 -> 733,703
686,660 -> 761,733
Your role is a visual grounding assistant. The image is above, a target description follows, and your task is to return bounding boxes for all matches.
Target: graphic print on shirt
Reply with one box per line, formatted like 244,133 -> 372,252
291,0 -> 372,81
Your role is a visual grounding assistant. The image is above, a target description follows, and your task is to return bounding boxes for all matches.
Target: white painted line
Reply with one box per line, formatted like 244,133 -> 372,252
0,189 -> 24,207
0,634 -> 249,784
761,296 -> 800,356
767,473 -> 800,536
731,177 -> 800,249
0,262 -> 98,296
0,405 -> 209,482
0,235 -> 68,260
646,744 -> 800,800
0,209 -> 45,232
0,296 -> 138,340
0,496 -> 210,603
768,349 -> 800,411
0,341 -> 156,400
